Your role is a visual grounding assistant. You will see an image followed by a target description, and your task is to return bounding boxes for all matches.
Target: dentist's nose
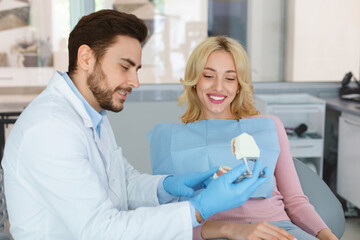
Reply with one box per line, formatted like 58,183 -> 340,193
128,72 -> 140,89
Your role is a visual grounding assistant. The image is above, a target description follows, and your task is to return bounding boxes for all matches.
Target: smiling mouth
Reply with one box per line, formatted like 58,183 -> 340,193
117,90 -> 127,96
209,95 -> 225,101
207,94 -> 227,104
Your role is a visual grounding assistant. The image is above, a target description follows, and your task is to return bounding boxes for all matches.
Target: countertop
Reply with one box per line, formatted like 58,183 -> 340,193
2,95 -> 360,117
0,102 -> 28,113
0,95 -> 37,113
323,98 -> 360,117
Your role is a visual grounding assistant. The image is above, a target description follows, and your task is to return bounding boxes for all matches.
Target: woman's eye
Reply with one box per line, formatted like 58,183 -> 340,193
203,74 -> 213,78
226,77 -> 236,81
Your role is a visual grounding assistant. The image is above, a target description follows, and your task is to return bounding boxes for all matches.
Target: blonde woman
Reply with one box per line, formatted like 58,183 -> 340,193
148,36 -> 337,240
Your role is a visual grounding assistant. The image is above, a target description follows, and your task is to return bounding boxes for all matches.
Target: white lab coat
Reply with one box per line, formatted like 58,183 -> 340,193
2,72 -> 193,239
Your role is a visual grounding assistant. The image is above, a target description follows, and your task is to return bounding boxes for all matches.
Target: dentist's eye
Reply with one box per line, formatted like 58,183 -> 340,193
121,65 -> 129,71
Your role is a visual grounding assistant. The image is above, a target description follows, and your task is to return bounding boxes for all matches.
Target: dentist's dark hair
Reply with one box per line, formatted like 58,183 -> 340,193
67,9 -> 147,75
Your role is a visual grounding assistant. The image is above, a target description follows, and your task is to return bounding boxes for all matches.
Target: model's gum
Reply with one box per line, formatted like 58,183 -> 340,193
213,166 -> 232,179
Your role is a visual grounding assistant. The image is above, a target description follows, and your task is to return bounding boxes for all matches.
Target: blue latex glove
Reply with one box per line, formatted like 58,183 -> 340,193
190,160 -> 269,220
163,168 -> 218,198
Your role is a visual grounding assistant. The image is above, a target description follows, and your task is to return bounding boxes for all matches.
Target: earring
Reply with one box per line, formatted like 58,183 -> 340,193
236,89 -> 240,94
193,85 -> 196,89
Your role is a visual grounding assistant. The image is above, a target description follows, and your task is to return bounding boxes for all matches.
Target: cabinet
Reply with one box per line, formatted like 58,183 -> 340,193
337,113 -> 360,208
254,94 -> 326,177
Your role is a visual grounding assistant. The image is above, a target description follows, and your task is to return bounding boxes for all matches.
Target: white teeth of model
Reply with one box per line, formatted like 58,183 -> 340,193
118,91 -> 126,95
231,133 -> 260,159
210,95 -> 224,100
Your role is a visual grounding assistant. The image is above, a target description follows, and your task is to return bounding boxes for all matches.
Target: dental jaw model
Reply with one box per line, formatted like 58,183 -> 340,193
213,166 -> 232,179
231,133 -> 263,182
212,133 -> 264,182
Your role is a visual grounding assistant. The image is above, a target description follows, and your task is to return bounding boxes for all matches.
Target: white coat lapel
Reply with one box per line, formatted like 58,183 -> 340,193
49,72 -> 109,186
51,72 -> 127,210
50,72 -> 93,128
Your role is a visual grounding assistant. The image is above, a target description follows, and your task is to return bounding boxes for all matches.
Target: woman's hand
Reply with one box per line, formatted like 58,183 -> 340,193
316,228 -> 338,240
225,221 -> 295,240
201,221 -> 296,240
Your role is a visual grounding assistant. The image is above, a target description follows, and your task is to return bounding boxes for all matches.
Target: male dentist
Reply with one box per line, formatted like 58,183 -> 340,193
2,10 -> 267,239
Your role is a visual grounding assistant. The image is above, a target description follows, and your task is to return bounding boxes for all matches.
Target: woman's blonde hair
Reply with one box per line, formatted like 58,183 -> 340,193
178,36 -> 259,123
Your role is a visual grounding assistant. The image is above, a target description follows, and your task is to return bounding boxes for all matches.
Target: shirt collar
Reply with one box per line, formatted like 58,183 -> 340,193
61,72 -> 106,137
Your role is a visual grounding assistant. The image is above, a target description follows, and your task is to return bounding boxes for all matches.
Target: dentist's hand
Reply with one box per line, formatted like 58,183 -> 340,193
191,161 -> 268,220
163,168 -> 218,198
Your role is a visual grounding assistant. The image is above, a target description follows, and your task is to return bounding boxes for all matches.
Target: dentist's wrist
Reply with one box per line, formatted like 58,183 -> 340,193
195,209 -> 204,223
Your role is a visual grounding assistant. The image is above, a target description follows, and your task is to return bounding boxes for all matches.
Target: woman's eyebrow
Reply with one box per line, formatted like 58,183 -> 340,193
204,67 -> 236,73
204,67 -> 216,72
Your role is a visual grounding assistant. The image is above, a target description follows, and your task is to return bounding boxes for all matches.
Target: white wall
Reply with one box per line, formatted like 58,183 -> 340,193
286,0 -> 360,81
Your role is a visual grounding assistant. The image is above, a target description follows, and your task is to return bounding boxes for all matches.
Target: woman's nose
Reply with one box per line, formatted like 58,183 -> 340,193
214,78 -> 223,91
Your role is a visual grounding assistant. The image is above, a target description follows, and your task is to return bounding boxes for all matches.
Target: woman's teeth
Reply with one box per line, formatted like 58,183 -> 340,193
209,95 -> 224,101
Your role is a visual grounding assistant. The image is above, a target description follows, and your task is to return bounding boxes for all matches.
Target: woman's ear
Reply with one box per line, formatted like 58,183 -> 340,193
77,44 -> 95,72
236,84 -> 241,94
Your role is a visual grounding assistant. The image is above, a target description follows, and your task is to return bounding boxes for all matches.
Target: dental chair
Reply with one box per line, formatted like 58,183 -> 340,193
293,158 -> 345,239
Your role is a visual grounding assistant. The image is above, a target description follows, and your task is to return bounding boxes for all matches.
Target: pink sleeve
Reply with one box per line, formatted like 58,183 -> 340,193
271,115 -> 328,236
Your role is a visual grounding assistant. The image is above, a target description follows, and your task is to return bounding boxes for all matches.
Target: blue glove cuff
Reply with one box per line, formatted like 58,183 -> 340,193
190,197 -> 209,220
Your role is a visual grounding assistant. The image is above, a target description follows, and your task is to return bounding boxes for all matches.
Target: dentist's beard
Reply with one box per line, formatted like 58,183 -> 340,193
87,63 -> 130,112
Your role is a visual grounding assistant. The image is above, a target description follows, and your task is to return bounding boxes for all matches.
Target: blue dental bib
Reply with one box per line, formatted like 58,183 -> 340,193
147,118 -> 280,198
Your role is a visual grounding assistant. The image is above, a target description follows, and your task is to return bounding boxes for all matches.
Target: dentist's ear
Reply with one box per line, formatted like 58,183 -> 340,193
77,44 -> 95,72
